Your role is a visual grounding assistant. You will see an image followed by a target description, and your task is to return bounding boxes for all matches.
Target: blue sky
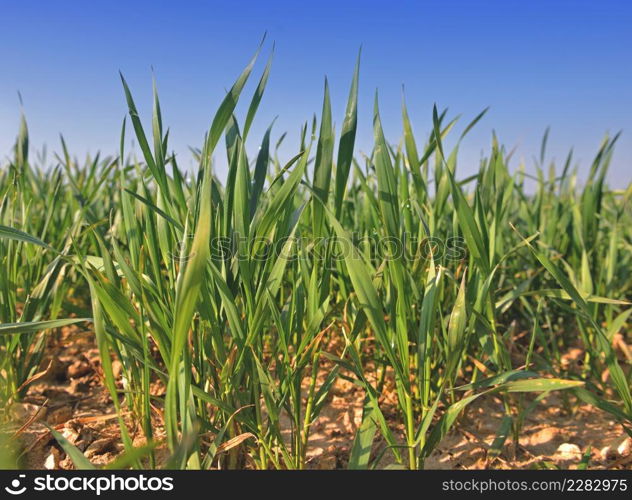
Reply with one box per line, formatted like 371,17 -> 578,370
1,0 -> 630,183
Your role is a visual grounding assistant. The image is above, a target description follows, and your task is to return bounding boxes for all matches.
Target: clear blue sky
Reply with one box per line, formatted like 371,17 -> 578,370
1,0 -> 630,183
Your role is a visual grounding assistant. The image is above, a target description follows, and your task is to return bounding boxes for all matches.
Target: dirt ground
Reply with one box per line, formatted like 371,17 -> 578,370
5,327 -> 631,470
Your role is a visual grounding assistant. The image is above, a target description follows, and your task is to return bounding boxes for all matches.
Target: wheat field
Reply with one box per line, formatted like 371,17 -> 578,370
1,47 -> 631,470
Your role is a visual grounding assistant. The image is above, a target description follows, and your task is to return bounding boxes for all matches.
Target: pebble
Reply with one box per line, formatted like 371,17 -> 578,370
600,445 -> 618,461
556,443 -> 582,460
44,448 -> 61,470
112,360 -> 123,379
617,437 -> 631,457
599,437 -> 632,461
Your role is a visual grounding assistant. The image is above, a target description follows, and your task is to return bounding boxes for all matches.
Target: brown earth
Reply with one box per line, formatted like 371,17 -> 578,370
4,327 -> 631,470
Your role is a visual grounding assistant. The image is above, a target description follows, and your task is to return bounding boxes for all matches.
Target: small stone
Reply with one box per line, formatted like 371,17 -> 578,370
617,437 -> 631,457
112,360 -> 123,379
44,448 -> 61,470
556,443 -> 581,460
600,445 -> 617,461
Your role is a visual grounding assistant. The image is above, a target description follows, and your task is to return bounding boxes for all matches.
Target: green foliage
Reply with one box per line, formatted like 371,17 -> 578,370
1,46 -> 630,469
